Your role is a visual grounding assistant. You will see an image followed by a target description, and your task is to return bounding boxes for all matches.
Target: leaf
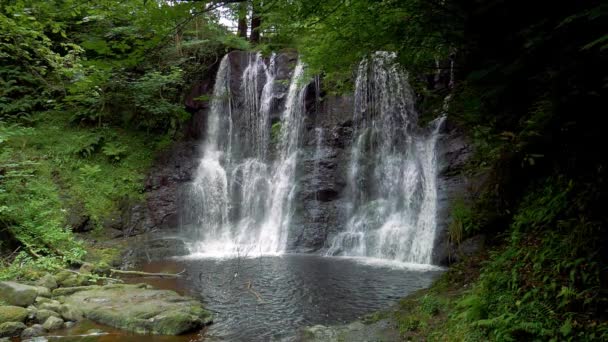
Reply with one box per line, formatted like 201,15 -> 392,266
560,320 -> 572,336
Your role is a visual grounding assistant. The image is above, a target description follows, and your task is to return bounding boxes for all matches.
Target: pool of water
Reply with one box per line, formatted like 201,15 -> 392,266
38,254 -> 442,342
135,254 -> 442,341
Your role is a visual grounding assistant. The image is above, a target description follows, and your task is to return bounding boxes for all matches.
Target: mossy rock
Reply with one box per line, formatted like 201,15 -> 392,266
62,284 -> 212,335
36,274 -> 58,290
0,306 -> 28,324
0,281 -> 38,307
55,271 -> 90,288
21,324 -> 45,339
0,322 -> 26,338
42,316 -> 64,331
35,309 -> 60,324
38,301 -> 62,313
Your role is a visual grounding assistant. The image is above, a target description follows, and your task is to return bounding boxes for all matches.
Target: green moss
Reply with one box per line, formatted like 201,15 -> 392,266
0,306 -> 28,324
271,122 -> 282,145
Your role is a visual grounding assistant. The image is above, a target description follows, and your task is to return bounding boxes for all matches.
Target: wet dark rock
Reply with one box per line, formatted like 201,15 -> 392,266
118,50 -> 475,264
432,119 -> 478,265
67,202 -> 94,233
123,233 -> 190,265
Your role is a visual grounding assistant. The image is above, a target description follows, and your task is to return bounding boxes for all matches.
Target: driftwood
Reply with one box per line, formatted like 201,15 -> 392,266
245,280 -> 264,303
109,269 -> 186,278
61,269 -> 124,283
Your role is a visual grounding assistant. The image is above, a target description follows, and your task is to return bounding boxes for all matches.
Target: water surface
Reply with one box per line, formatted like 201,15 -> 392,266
142,254 -> 442,341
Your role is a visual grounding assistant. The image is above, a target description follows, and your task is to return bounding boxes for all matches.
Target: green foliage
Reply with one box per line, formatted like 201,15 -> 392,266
448,198 -> 477,246
101,141 -> 128,162
261,0 -> 458,79
0,112 -> 157,279
444,178 -> 607,341
130,67 -> 189,133
271,121 -> 282,145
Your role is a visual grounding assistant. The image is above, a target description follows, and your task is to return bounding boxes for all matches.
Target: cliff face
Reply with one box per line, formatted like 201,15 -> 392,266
121,50 -> 475,265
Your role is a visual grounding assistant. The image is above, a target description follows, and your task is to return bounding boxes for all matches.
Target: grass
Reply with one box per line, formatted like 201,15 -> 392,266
0,110 -> 163,279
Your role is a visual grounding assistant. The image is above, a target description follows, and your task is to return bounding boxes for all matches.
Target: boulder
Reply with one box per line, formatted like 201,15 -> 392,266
42,316 -> 64,331
35,309 -> 60,324
0,281 -> 38,307
38,301 -> 61,313
52,285 -> 101,297
0,306 -> 27,324
58,304 -> 84,322
20,324 -> 45,339
34,286 -> 51,298
36,273 -> 58,290
54,270 -> 90,288
61,284 -> 212,335
0,322 -> 26,338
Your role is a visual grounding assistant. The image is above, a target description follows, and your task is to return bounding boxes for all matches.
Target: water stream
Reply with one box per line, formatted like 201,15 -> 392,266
184,53 -> 307,257
326,52 -> 444,264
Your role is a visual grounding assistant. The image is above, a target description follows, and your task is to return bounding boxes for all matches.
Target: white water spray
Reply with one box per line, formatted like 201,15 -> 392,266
327,52 -> 444,264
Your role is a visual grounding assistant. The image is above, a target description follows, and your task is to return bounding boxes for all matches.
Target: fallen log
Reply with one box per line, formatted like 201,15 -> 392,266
110,269 -> 186,278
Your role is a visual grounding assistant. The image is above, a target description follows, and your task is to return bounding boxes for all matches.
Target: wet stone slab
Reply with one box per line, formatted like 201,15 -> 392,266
59,283 -> 212,335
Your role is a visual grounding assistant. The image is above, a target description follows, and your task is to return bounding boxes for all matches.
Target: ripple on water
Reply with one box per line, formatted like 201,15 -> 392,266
170,254 -> 443,341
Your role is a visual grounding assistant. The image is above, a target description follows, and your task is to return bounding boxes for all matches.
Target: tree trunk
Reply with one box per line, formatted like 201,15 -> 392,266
250,4 -> 261,43
237,2 -> 248,39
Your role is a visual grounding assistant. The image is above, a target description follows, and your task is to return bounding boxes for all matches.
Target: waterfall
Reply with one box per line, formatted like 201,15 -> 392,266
327,52 -> 444,265
185,53 -> 308,257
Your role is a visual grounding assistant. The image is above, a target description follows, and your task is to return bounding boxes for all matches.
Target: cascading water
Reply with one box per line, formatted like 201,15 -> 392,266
327,52 -> 445,265
184,53 -> 308,257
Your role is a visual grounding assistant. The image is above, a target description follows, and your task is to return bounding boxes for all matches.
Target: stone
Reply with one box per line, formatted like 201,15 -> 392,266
54,271 -> 89,288
34,297 -> 53,305
0,281 -> 38,307
35,309 -> 60,324
26,305 -> 37,320
36,274 -> 58,290
79,262 -> 95,274
21,324 -> 45,339
61,284 -> 212,335
34,286 -> 51,298
42,316 -> 64,331
58,304 -> 84,321
68,202 -> 94,233
38,301 -> 61,313
300,319 -> 400,342
52,285 -> 101,297
0,306 -> 28,324
0,322 -> 26,338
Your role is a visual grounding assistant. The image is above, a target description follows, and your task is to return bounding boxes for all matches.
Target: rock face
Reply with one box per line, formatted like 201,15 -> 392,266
432,119 -> 478,265
0,281 -> 38,307
289,93 -> 354,252
120,50 -> 474,263
60,284 -> 212,335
